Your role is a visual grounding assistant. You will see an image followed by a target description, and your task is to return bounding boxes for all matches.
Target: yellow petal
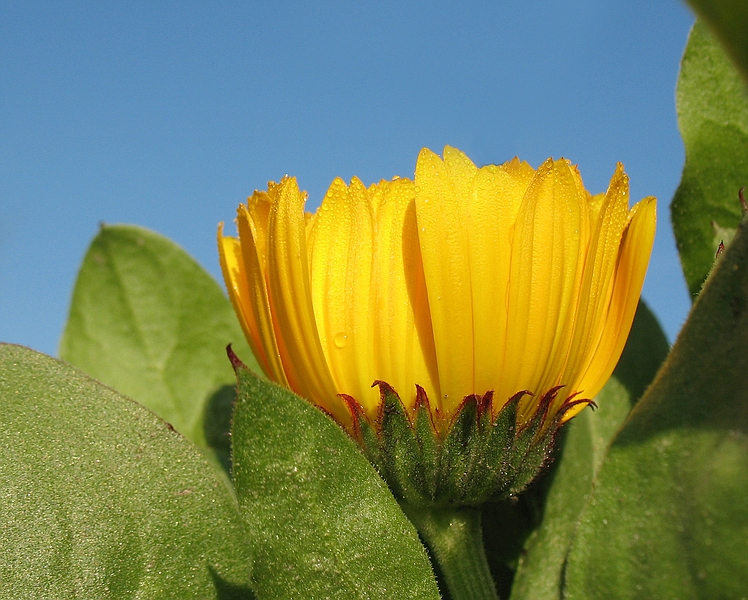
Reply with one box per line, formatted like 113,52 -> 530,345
567,195 -> 657,419
468,163 -> 529,396
370,178 -> 440,413
266,177 -> 346,424
234,203 -> 289,386
587,192 -> 607,232
443,146 -> 479,193
499,159 -> 588,421
218,225 -> 274,378
561,164 -> 630,391
533,162 -> 592,407
415,148 -> 475,414
246,189 -> 273,264
308,177 -> 379,414
503,156 -> 536,184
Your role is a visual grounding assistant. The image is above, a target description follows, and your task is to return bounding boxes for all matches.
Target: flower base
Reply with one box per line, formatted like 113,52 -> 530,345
343,382 -> 591,507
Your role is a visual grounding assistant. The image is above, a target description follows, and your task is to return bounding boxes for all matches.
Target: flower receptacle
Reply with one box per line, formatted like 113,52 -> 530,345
344,382 -> 591,507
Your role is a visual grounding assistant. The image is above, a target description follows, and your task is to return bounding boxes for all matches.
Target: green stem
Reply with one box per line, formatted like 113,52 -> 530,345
401,504 -> 499,600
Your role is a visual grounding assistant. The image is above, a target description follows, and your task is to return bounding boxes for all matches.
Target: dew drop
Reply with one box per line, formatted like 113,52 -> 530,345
334,332 -> 347,349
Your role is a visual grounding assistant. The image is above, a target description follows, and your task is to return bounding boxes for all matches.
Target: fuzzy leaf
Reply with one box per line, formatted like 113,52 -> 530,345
0,344 -> 254,599
505,302 -> 669,600
687,0 -> 748,83
563,212 -> 748,597
230,361 -> 440,600
671,20 -> 748,297
60,224 -> 260,474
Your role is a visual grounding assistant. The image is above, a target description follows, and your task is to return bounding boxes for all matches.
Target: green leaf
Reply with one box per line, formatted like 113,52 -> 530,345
507,302 -> 669,600
230,359 -> 441,600
562,212 -> 748,597
60,224 -> 261,473
671,20 -> 748,297
687,0 -> 748,82
0,344 -> 254,599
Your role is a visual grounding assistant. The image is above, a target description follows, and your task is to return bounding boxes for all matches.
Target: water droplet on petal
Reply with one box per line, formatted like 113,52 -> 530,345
334,332 -> 347,349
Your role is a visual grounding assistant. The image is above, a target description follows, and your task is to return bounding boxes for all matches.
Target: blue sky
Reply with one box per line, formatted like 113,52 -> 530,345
1,1 -> 695,356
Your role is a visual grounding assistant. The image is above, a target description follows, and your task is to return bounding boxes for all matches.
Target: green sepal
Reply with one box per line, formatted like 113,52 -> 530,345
414,386 -> 441,501
380,381 -> 426,501
341,394 -> 383,470
439,393 -> 490,502
505,388 -> 565,496
471,392 -> 519,501
349,382 -> 582,507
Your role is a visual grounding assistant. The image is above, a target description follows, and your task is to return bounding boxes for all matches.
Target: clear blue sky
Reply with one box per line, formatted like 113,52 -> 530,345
1,1 -> 695,356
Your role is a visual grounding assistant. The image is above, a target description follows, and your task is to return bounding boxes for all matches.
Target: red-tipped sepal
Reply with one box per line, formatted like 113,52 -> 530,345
346,382 -> 591,507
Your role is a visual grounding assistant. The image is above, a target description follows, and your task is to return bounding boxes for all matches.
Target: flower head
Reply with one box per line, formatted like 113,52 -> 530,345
219,147 -> 655,503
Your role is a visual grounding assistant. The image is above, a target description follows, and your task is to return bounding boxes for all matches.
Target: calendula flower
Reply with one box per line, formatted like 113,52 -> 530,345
219,146 -> 655,505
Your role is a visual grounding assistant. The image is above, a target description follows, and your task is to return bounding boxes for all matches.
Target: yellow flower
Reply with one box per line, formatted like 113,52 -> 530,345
218,147 -> 655,435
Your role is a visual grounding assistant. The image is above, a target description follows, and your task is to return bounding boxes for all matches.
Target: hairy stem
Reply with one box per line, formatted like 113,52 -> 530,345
401,504 -> 499,600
